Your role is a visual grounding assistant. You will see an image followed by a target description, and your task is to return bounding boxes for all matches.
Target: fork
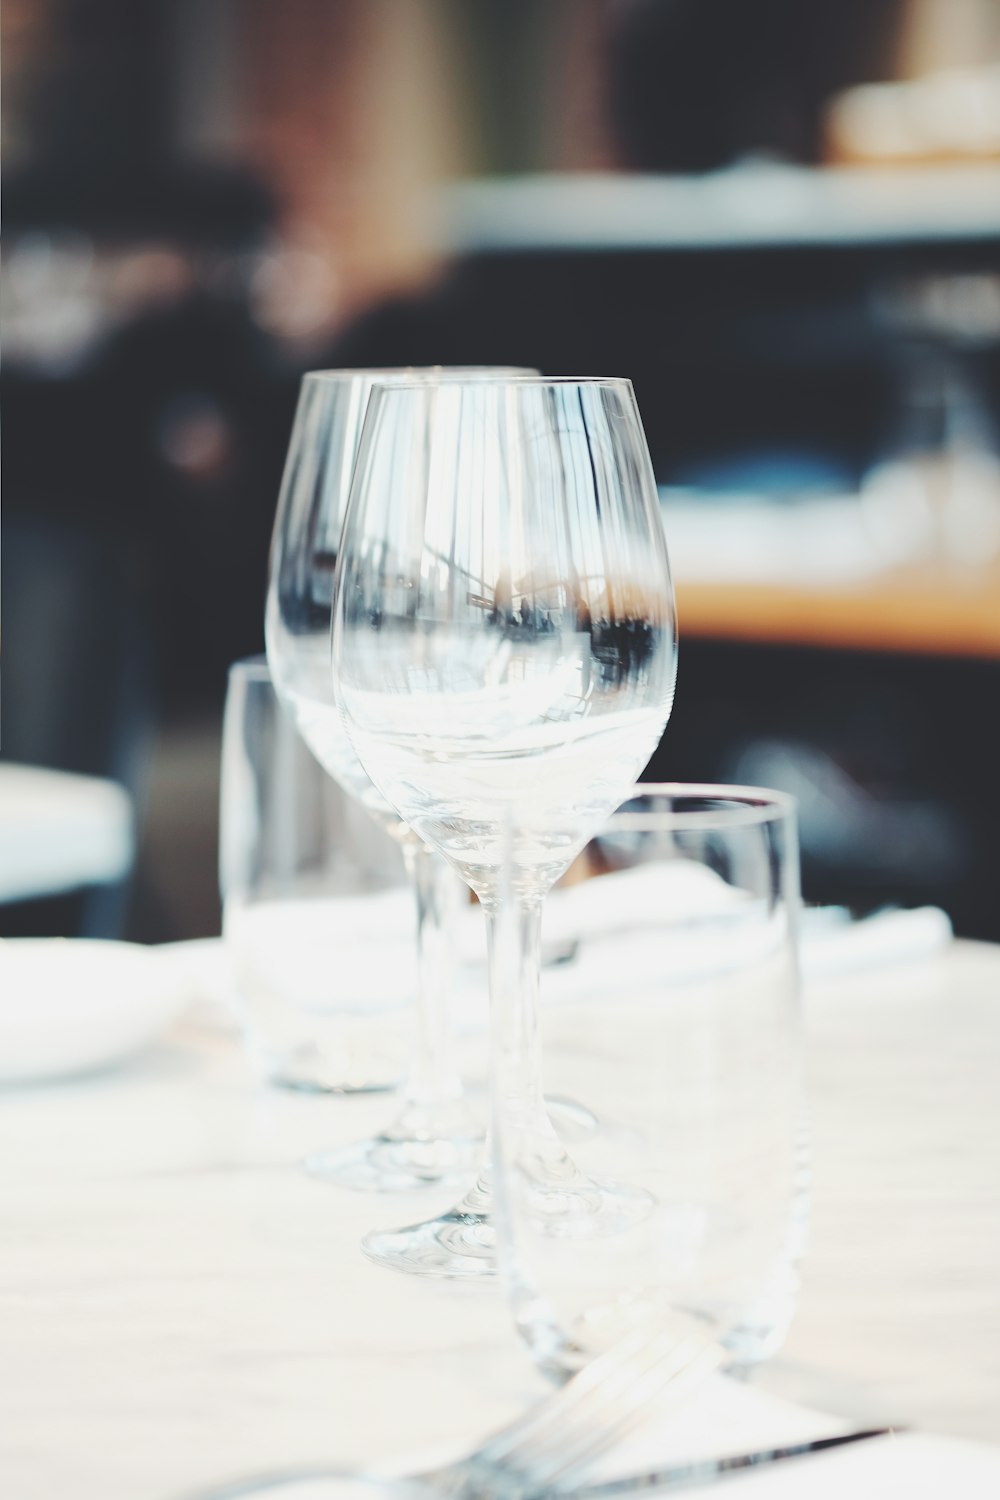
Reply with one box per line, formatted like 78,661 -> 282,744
440,1324 -> 727,1498
185,1324 -> 726,1499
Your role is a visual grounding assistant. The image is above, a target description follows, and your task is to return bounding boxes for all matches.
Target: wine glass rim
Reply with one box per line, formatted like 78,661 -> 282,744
303,366 -> 540,385
609,782 -> 796,830
362,376 -> 638,403
366,374 -> 635,389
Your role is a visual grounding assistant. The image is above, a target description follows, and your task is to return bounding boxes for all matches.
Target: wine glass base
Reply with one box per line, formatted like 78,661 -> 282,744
526,1177 -> 656,1238
358,1172 -> 654,1279
361,1209 -> 497,1279
266,1070 -> 399,1096
303,1132 -> 481,1194
544,1094 -> 599,1141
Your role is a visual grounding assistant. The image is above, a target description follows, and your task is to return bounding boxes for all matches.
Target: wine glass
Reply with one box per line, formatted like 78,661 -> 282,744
266,367 -> 535,1190
332,376 -> 678,1275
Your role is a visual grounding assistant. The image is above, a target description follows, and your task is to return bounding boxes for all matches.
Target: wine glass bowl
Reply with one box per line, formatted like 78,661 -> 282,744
333,376 -> 678,1276
334,378 -> 678,906
265,367 -> 535,1194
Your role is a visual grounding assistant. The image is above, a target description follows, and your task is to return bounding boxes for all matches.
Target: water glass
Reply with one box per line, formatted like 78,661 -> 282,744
494,785 -> 807,1375
220,658 -> 412,1091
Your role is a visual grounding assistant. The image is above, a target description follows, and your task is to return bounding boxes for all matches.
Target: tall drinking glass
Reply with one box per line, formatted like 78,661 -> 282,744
220,658 -> 412,1093
267,367 -> 535,1191
493,785 -> 808,1377
333,376 -> 678,1276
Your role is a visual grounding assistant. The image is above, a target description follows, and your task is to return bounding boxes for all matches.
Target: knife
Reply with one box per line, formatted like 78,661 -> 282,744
571,1426 -> 899,1495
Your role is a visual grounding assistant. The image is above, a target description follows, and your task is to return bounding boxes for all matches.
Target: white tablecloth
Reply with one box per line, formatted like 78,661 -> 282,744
1,940 -> 998,1499
0,762 -> 134,903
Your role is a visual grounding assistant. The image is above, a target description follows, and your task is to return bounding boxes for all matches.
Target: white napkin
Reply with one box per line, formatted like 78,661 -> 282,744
168,869 -> 954,1039
572,1373 -> 1000,1497
799,903 -> 953,979
451,862 -> 952,984
399,1373 -> 1000,1498
224,890 -> 415,1017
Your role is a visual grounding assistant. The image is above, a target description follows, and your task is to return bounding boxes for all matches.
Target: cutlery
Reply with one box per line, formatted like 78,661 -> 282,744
181,1324 -> 725,1499
575,1425 -> 897,1496
181,1322 -> 897,1500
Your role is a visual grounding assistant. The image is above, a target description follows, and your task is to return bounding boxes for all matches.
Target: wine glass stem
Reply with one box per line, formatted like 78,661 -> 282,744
486,897 -> 545,1138
432,901 -> 545,1225
399,839 -> 466,1121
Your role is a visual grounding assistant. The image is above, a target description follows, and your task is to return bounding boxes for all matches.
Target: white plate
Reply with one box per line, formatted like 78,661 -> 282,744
0,939 -> 191,1084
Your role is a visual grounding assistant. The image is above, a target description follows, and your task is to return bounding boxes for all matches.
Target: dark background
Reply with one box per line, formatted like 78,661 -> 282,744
3,0 -> 999,940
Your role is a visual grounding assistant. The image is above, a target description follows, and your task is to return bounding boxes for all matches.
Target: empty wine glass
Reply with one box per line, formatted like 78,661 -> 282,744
266,367 -> 534,1191
332,376 -> 678,1275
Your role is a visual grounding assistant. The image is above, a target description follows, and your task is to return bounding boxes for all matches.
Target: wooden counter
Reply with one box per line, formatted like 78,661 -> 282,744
677,561 -> 1000,659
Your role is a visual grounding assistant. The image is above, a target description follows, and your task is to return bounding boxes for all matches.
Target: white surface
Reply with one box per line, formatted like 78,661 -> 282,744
0,941 -> 998,1499
0,763 -> 134,903
660,493 -> 908,588
454,869 -> 953,997
226,891 -> 416,1017
798,904 -> 953,979
0,940 -> 193,1083
437,165 -> 1000,253
581,1392 -> 1000,1496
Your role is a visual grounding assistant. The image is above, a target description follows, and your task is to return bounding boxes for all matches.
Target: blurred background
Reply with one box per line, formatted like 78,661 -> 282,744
3,0 -> 999,944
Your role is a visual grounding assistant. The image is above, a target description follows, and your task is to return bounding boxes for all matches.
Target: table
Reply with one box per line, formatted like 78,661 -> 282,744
2,941 -> 998,1499
0,762 -> 134,904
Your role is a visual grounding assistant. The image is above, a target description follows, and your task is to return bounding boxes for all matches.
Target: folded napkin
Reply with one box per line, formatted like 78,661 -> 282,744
798,903 -> 953,979
451,861 -> 952,984
570,1372 -> 1000,1497
224,889 -> 415,1017
173,868 -> 953,1035
398,1373 -> 999,1499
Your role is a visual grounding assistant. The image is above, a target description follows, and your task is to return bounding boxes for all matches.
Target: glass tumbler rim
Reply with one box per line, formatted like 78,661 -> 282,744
610,781 -> 797,831
227,653 -> 271,684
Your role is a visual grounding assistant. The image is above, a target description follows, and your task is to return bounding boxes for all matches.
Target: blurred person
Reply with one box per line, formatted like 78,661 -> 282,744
2,157 -> 297,942
3,160 -> 295,709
